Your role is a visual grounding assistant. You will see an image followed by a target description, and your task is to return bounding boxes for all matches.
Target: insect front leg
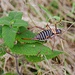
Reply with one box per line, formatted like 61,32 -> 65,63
54,19 -> 62,30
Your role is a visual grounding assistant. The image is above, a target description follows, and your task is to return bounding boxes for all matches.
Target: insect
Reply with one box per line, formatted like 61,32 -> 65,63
22,20 -> 63,50
22,19 -> 73,51
22,19 -> 74,51
33,24 -> 62,41
22,20 -> 62,41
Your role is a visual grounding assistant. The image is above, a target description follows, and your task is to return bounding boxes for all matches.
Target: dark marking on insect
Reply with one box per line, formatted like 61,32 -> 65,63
33,26 -> 62,41
34,30 -> 54,40
55,29 -> 62,34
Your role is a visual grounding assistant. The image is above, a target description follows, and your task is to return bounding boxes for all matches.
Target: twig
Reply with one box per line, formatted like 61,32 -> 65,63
6,51 -> 15,57
15,55 -> 21,75
6,50 -> 22,75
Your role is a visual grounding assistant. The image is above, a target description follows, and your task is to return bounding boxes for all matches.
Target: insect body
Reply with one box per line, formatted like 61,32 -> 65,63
34,30 -> 54,40
33,28 -> 62,41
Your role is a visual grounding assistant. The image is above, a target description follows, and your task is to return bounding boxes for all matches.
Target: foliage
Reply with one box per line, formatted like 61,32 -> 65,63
0,26 -> 2,38
0,11 -> 63,74
0,11 -> 63,61
4,72 -> 17,75
50,0 -> 58,9
0,44 -> 6,56
2,25 -> 18,48
25,50 -> 63,62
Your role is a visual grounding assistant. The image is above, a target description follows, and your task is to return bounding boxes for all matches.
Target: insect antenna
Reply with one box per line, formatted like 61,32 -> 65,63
55,20 -> 74,40
61,23 -> 74,35
54,19 -> 62,30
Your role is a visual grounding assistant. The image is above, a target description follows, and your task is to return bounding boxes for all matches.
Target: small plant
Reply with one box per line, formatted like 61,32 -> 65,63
0,11 -> 63,75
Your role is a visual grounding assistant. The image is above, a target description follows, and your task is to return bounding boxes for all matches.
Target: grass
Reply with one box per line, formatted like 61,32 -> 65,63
0,0 -> 75,75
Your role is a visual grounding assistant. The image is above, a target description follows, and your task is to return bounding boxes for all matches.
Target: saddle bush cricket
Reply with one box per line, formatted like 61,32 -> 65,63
22,19 -> 74,51
22,20 -> 64,51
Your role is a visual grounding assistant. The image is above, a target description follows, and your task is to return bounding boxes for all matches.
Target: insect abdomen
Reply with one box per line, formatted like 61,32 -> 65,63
34,30 -> 54,40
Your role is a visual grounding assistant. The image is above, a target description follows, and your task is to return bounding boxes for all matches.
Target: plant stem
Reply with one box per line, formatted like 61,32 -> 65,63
6,51 -> 15,57
15,55 -> 21,75
6,51 -> 22,75
6,50 -> 22,75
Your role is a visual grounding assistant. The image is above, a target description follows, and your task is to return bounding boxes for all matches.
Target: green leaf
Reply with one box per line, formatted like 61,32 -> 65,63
53,16 -> 61,21
39,4 -> 52,15
0,44 -> 6,56
0,16 -> 11,25
9,11 -> 23,19
50,0 -> 58,9
25,51 -> 63,62
0,26 -> 2,38
10,43 -> 60,56
0,11 -> 28,28
13,19 -> 28,27
2,25 -> 18,48
16,27 -> 38,43
71,3 -> 75,13
4,72 -> 17,75
38,4 -> 53,19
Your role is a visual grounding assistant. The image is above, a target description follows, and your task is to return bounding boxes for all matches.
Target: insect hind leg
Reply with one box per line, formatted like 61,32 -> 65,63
48,35 -> 56,51
45,24 -> 52,30
28,26 -> 45,30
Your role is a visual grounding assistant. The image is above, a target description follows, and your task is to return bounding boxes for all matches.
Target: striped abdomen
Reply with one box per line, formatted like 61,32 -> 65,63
34,30 -> 54,40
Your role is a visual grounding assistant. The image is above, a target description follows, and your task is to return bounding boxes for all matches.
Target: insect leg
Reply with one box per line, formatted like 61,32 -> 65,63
52,35 -> 56,51
45,24 -> 52,30
28,26 -> 45,30
49,35 -> 56,51
54,19 -> 62,30
57,35 -> 65,41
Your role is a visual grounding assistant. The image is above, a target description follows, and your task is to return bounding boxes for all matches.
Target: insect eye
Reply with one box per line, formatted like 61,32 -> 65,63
56,29 -> 62,34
